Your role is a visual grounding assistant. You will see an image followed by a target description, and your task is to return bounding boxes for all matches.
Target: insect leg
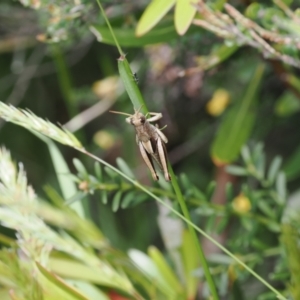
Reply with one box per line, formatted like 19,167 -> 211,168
156,125 -> 168,143
147,112 -> 162,122
139,141 -> 159,181
157,137 -> 171,181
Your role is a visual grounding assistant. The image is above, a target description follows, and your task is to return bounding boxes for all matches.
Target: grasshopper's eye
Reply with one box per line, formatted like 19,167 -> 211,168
140,116 -> 146,124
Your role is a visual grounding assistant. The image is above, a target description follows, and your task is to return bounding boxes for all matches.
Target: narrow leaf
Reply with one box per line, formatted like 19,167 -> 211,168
225,182 -> 233,201
181,230 -> 199,300
148,246 -> 183,295
94,162 -> 102,180
121,192 -> 135,209
112,191 -> 122,212
48,258 -> 133,292
33,132 -> 84,217
257,201 -> 276,219
241,145 -> 252,165
276,172 -> 287,205
195,44 -> 238,71
226,165 -> 248,176
136,0 -> 176,36
116,157 -> 135,179
101,190 -> 108,205
175,0 -> 197,35
104,166 -> 118,179
118,56 -> 147,113
90,24 -> 178,47
36,262 -> 89,300
73,158 -> 88,178
206,181 -> 216,201
128,249 -> 176,298
211,64 -> 265,164
267,156 -> 282,185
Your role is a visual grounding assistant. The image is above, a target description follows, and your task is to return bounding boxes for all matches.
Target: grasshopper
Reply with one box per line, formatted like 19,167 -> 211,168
110,107 -> 171,181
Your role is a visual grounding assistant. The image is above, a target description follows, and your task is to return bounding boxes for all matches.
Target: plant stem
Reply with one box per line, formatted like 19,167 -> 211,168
95,0 -> 123,56
168,165 -> 219,299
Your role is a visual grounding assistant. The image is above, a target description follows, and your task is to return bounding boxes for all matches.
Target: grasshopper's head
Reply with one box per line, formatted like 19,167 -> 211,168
130,111 -> 146,126
110,105 -> 146,127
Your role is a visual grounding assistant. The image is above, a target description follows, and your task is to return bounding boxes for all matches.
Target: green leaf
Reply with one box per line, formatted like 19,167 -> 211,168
101,190 -> 108,205
174,0 -> 197,35
90,24 -> 178,47
65,192 -> 87,206
148,246 -> 183,295
94,162 -> 102,181
266,222 -> 281,233
36,262 -> 89,300
206,181 -> 216,201
73,158 -> 88,178
48,258 -> 134,293
225,182 -> 234,201
118,56 -> 147,112
252,143 -> 264,165
112,191 -> 122,212
276,172 -> 286,205
241,217 -> 253,231
257,201 -> 276,219
211,64 -> 265,164
180,173 -> 192,190
216,215 -> 229,233
32,132 -> 83,218
128,249 -> 177,298
66,281 -> 110,300
241,145 -> 252,165
136,0 -> 176,36
195,206 -> 215,216
212,108 -> 255,164
121,191 -> 135,209
192,186 -> 207,202
104,166 -> 118,179
116,157 -> 135,179
285,73 -> 300,94
254,149 -> 266,180
195,44 -> 238,70
226,165 -> 248,176
94,163 -> 108,205
267,156 -> 282,185
181,230 -> 199,300
274,90 -> 300,117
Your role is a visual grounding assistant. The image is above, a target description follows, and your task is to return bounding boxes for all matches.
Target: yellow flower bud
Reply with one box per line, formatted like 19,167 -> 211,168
93,130 -> 115,150
232,193 -> 251,214
206,89 -> 230,116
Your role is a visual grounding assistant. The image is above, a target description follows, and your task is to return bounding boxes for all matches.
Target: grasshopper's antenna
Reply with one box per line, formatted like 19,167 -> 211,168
109,110 -> 132,116
134,105 -> 144,113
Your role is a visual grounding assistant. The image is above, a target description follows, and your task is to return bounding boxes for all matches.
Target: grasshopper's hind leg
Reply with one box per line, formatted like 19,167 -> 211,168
157,137 -> 171,181
138,141 -> 159,181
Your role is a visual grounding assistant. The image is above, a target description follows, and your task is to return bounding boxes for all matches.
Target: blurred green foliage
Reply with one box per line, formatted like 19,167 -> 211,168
0,0 -> 300,299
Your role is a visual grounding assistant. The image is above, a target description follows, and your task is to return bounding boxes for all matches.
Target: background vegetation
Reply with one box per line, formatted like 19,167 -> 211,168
0,0 -> 300,299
